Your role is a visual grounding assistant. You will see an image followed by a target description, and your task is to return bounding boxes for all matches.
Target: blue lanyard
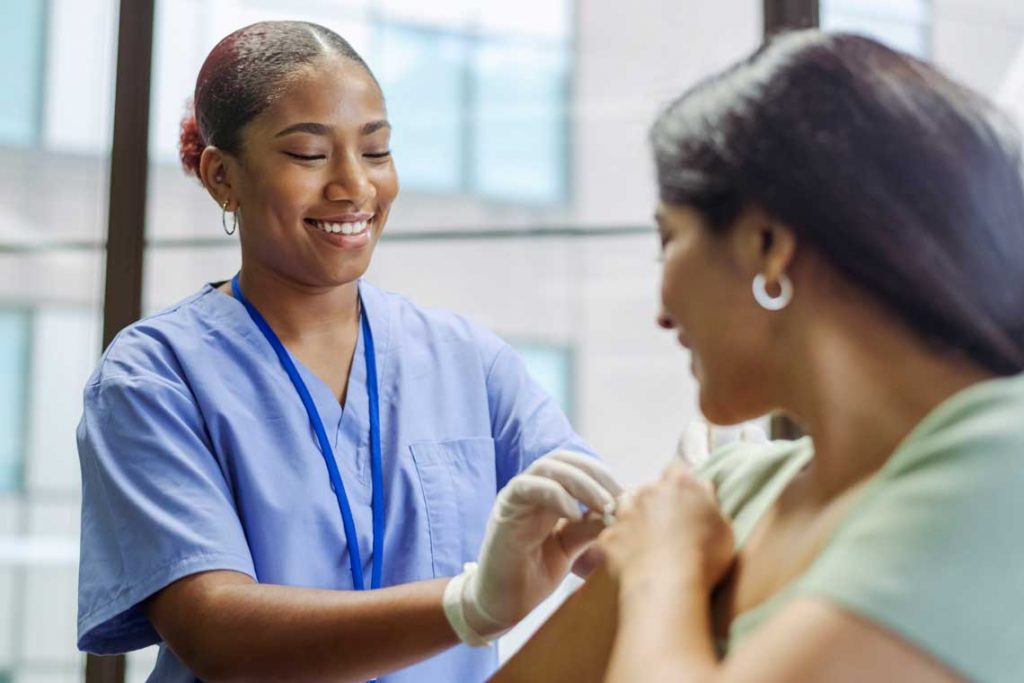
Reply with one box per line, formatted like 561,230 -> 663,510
231,274 -> 385,591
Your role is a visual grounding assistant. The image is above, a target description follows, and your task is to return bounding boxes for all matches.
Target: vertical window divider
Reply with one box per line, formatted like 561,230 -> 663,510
763,0 -> 818,440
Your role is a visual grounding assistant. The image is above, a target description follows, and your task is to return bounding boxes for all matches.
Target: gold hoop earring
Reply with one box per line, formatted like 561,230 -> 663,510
221,200 -> 238,236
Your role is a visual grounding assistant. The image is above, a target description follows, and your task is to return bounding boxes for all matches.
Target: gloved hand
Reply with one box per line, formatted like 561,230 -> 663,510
443,449 -> 622,646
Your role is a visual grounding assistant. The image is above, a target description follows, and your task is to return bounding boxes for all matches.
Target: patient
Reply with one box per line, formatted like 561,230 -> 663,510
493,30 -> 1024,683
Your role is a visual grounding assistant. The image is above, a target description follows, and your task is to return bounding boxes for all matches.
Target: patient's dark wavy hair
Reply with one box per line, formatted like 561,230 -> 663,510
652,30 -> 1024,375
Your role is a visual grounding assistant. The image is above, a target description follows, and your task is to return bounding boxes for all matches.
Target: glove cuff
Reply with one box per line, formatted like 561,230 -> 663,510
443,562 -> 503,648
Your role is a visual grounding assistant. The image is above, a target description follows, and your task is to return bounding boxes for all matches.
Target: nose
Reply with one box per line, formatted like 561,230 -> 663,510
324,152 -> 375,207
657,308 -> 676,330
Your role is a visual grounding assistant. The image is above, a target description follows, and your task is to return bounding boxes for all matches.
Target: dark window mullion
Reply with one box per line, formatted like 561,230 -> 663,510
764,0 -> 820,36
763,0 -> 818,440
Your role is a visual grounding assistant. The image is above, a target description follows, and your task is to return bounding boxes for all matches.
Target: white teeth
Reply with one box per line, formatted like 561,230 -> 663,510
310,219 -> 371,235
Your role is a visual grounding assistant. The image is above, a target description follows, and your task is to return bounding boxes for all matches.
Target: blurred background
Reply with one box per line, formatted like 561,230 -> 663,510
2,0 -> 1023,680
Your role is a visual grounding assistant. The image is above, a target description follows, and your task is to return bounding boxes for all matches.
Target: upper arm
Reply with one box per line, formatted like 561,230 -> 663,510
721,598 -> 966,683
145,570 -> 256,666
77,375 -> 255,654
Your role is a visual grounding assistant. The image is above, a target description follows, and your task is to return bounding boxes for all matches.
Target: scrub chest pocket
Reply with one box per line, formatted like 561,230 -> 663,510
410,437 -> 498,577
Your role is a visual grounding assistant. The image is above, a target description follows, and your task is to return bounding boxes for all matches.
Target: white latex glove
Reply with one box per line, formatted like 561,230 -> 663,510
443,449 -> 622,645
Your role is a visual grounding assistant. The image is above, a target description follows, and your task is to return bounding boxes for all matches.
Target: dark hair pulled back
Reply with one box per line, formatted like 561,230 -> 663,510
179,20 -> 374,177
652,30 -> 1024,375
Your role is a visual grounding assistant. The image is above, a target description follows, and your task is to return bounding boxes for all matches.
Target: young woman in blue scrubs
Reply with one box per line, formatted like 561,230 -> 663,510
75,21 -> 620,682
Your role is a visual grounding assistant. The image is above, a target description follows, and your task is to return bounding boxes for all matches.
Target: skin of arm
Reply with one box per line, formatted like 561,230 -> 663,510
493,568 -> 966,683
491,466 -> 967,683
489,566 -> 618,683
146,570 -> 459,683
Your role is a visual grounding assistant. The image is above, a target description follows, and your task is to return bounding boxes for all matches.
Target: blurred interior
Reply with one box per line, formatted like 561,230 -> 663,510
2,0 -> 1024,680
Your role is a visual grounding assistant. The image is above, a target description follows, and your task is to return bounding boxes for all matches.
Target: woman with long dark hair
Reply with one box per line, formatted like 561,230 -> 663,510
496,30 -> 1024,683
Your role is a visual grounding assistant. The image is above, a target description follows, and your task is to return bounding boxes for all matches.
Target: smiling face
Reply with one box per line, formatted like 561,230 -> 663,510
656,202 -> 793,424
209,56 -> 398,289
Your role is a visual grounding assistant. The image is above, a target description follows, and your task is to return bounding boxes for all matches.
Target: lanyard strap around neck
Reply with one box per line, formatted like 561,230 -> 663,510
231,274 -> 385,591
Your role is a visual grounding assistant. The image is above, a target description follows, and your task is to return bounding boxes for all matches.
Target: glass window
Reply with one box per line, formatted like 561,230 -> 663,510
0,310 -> 30,492
514,343 -> 574,418
0,0 -> 110,679
821,0 -> 931,57
42,0 -> 118,154
472,41 -> 569,203
148,0 -> 213,164
0,0 -> 46,146
375,24 -> 468,194
478,0 -> 571,41
380,0 -> 476,31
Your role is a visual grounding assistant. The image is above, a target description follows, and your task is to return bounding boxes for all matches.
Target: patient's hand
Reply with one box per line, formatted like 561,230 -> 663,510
598,461 -> 735,595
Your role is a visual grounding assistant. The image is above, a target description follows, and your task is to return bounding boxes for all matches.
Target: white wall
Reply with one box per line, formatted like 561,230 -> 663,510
932,0 -> 1024,97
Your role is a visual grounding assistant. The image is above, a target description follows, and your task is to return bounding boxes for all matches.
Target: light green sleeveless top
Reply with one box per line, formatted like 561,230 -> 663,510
698,373 -> 1024,683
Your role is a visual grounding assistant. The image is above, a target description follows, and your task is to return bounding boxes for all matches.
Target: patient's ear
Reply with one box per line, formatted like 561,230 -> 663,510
729,206 -> 798,281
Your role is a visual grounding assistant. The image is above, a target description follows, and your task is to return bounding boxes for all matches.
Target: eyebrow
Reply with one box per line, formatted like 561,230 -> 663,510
362,119 -> 391,135
275,122 -> 330,138
274,120 -> 391,138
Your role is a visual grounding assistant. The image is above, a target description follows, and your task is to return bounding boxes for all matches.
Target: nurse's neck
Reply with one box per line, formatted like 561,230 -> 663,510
220,263 -> 361,344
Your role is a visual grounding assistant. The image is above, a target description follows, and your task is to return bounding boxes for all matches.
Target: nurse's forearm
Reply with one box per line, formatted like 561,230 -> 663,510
146,570 -> 458,683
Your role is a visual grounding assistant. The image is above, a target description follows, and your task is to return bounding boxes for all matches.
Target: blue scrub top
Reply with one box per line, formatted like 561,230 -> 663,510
76,280 -> 595,683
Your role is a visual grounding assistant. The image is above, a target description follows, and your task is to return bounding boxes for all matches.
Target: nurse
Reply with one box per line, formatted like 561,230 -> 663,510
76,20 -> 619,683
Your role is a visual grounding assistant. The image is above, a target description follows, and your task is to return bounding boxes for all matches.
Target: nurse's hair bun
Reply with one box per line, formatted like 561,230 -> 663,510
179,101 -> 205,178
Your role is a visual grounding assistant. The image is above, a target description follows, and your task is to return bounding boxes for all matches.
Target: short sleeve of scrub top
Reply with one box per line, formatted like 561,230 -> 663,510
77,375 -> 257,653
699,372 -> 1024,683
76,280 -> 596,683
